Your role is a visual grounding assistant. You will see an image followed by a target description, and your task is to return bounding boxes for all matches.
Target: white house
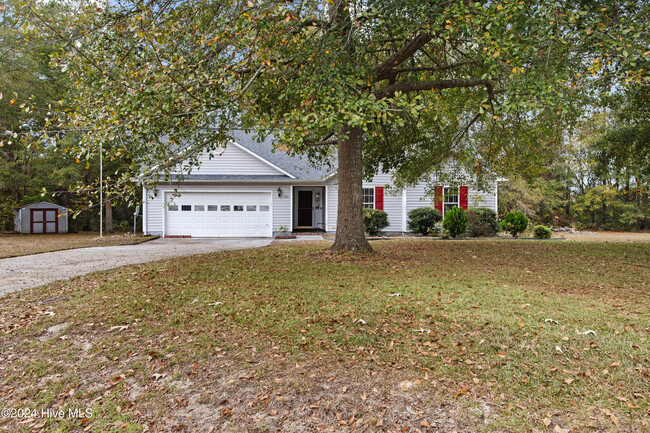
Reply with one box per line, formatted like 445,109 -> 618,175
143,131 -> 498,237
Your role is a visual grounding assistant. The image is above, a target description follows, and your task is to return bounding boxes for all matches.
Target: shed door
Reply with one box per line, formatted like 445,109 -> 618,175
31,208 -> 59,234
165,192 -> 272,237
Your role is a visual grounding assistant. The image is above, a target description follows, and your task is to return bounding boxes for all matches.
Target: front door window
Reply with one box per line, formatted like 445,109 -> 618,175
297,190 -> 313,226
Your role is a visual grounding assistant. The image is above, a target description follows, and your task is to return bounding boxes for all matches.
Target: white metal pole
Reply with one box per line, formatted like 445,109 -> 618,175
100,142 -> 103,238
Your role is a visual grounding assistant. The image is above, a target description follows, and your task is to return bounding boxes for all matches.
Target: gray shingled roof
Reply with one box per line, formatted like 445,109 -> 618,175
231,130 -> 337,181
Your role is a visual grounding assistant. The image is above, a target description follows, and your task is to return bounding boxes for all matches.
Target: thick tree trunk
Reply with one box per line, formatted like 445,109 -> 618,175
105,198 -> 113,233
331,126 -> 373,253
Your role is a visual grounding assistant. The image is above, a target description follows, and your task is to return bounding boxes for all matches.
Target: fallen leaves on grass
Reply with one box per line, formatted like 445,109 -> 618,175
0,304 -> 49,334
454,386 -> 469,399
600,408 -> 620,426
1,239 -> 648,432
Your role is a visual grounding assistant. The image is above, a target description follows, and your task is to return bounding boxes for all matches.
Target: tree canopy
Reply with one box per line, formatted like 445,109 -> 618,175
17,0 -> 650,249
0,0 -> 137,231
593,85 -> 649,184
0,0 -> 68,204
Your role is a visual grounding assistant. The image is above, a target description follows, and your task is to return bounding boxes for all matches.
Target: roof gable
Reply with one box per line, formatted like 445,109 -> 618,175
174,140 -> 292,178
231,130 -> 337,180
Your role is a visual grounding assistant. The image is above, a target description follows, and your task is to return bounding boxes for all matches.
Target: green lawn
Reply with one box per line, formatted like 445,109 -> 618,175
0,232 -> 157,259
0,239 -> 648,432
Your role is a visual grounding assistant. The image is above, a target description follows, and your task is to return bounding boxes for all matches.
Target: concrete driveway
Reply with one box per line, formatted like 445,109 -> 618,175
0,237 -> 272,295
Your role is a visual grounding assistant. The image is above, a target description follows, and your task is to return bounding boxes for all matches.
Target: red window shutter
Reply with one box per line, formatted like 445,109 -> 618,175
460,186 -> 469,210
375,186 -> 384,210
434,185 -> 443,213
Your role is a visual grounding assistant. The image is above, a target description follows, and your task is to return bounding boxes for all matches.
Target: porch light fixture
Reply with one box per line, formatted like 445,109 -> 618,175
277,187 -> 282,197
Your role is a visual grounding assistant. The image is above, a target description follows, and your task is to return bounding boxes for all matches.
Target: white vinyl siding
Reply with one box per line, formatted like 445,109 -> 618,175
326,180 -> 339,232
406,182 -> 436,214
273,188 -> 291,230
173,143 -> 287,176
468,182 -> 498,213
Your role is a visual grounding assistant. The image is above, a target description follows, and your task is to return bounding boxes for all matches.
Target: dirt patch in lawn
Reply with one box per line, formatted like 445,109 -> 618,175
0,293 -> 484,433
119,351 -> 477,432
0,232 -> 156,259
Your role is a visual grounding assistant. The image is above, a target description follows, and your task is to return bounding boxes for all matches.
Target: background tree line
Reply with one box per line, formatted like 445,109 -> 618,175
500,86 -> 649,231
0,0 -> 136,232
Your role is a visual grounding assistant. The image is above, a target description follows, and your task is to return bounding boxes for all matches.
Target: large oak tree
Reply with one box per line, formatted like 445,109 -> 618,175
48,0 -> 647,251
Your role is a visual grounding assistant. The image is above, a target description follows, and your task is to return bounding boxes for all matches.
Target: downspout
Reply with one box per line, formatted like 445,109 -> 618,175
142,184 -> 148,235
402,188 -> 407,233
495,179 -> 499,215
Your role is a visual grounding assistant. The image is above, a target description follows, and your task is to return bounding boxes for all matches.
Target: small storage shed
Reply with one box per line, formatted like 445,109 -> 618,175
14,202 -> 69,234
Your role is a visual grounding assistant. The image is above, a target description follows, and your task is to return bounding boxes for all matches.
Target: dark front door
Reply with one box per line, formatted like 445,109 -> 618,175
297,191 -> 313,227
31,208 -> 58,234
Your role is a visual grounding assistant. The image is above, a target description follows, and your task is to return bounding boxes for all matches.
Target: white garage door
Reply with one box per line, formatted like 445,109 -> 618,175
166,192 -> 272,237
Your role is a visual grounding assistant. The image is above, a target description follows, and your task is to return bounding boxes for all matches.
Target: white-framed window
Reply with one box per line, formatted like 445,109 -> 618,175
362,188 -> 374,209
443,186 -> 459,215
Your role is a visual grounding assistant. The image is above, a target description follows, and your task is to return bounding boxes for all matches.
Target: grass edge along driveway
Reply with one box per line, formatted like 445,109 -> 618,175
0,233 -> 157,259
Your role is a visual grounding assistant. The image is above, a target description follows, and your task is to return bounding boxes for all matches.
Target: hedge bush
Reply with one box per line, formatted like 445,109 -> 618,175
407,207 -> 442,236
466,207 -> 498,237
363,208 -> 389,236
442,206 -> 467,238
501,211 -> 529,237
533,225 -> 552,239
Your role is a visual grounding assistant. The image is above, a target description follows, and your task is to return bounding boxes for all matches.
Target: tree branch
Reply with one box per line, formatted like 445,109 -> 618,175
303,140 -> 337,147
374,33 -> 433,82
374,78 -> 494,99
303,133 -> 337,147
391,61 -> 474,76
235,64 -> 266,100
451,112 -> 482,144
